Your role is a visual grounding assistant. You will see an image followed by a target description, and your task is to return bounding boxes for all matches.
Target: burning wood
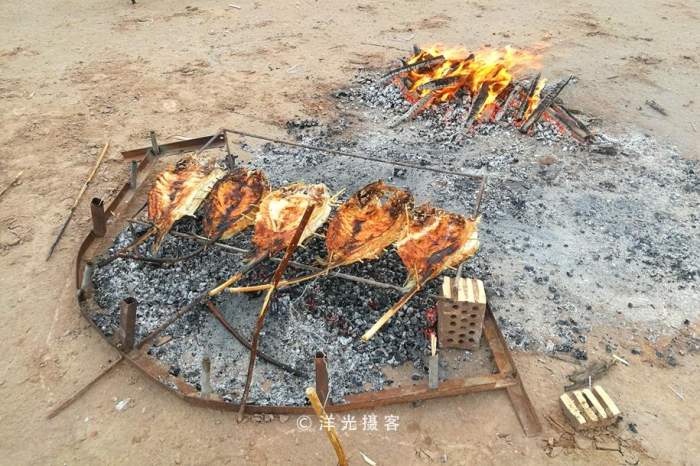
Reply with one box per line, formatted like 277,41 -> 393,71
548,103 -> 593,141
378,44 -> 591,142
516,73 -> 542,121
201,168 -> 269,240
463,81 -> 491,128
362,204 -> 480,340
416,76 -> 461,92
387,44 -> 540,121
389,92 -> 435,127
494,82 -> 521,121
379,55 -> 446,83
520,75 -> 573,133
146,157 -> 225,254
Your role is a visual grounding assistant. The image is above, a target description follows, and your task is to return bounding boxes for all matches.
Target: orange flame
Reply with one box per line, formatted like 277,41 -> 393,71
402,44 -> 542,119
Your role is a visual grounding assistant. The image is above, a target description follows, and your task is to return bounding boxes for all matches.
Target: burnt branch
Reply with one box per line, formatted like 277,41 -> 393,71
520,75 -> 573,133
515,73 -> 542,121
463,82 -> 490,129
379,55 -> 445,83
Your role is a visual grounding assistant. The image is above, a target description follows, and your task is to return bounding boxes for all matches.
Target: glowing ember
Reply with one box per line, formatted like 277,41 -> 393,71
397,44 -> 542,121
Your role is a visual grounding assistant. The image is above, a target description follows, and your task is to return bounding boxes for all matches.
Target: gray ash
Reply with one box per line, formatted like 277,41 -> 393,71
91,219 -> 435,406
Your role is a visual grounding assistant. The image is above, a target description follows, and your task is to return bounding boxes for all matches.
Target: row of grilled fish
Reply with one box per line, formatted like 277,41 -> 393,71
146,156 -> 480,338
148,156 -> 479,285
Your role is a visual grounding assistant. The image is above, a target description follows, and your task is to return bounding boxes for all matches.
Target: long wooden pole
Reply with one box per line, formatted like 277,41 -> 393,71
306,387 -> 348,466
47,141 -> 110,259
237,205 -> 315,421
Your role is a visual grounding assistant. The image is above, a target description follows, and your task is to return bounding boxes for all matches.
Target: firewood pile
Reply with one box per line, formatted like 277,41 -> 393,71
380,44 -> 598,143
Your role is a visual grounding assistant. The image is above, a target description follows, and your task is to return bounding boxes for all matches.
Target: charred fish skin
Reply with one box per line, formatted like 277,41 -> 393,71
147,156 -> 225,254
326,180 -> 413,267
253,182 -> 332,257
396,204 -> 480,285
202,169 -> 269,240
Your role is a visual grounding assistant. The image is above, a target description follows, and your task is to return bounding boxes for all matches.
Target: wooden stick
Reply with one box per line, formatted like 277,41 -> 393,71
46,355 -> 123,419
0,171 -> 23,201
306,387 -> 348,466
225,268 -> 329,294
208,253 -> 268,296
362,284 -> 421,341
238,205 -> 315,421
389,92 -> 434,127
379,55 -> 445,83
47,142 -> 110,260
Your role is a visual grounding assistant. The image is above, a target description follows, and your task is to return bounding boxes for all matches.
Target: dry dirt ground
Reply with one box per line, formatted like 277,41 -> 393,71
1,0 -> 699,464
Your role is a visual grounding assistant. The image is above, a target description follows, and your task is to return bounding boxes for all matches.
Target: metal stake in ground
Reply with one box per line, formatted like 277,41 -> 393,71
47,141 -> 110,260
237,204 -> 315,421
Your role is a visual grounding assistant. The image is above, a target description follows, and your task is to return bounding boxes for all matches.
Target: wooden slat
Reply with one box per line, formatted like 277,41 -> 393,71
456,278 -> 468,302
582,388 -> 608,420
560,393 -> 587,428
594,385 -> 621,416
573,390 -> 598,423
442,277 -> 452,299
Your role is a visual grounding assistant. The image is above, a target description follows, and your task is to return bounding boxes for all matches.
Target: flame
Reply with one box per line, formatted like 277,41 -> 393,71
524,78 -> 547,120
401,44 -> 542,119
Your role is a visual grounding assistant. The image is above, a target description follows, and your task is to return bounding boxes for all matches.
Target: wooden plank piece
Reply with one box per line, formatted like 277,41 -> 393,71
582,388 -> 608,420
594,385 -> 621,416
573,390 -> 599,423
560,393 -> 587,429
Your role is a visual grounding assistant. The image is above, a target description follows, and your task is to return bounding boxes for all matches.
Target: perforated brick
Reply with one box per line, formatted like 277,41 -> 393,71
437,277 -> 486,350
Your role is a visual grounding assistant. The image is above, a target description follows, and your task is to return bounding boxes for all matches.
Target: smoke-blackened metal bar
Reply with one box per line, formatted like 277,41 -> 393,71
315,351 -> 329,404
118,297 -> 137,352
90,197 -> 107,237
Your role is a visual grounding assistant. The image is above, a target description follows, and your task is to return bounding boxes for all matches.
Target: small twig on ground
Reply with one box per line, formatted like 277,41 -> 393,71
668,385 -> 684,400
612,354 -> 630,366
47,355 -> 124,419
0,171 -> 23,201
645,99 -> 668,116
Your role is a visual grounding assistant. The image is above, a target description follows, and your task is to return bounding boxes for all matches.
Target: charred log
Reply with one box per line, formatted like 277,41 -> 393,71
417,76 -> 462,92
379,55 -> 445,83
463,82 -> 490,129
520,75 -> 573,133
389,92 -> 435,127
494,82 -> 520,122
515,73 -> 542,121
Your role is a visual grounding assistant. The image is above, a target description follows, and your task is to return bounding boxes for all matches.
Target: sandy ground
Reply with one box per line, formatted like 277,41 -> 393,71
1,0 -> 698,464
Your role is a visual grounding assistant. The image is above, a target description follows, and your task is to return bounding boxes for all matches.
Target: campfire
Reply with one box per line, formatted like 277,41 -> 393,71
381,43 -> 594,142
